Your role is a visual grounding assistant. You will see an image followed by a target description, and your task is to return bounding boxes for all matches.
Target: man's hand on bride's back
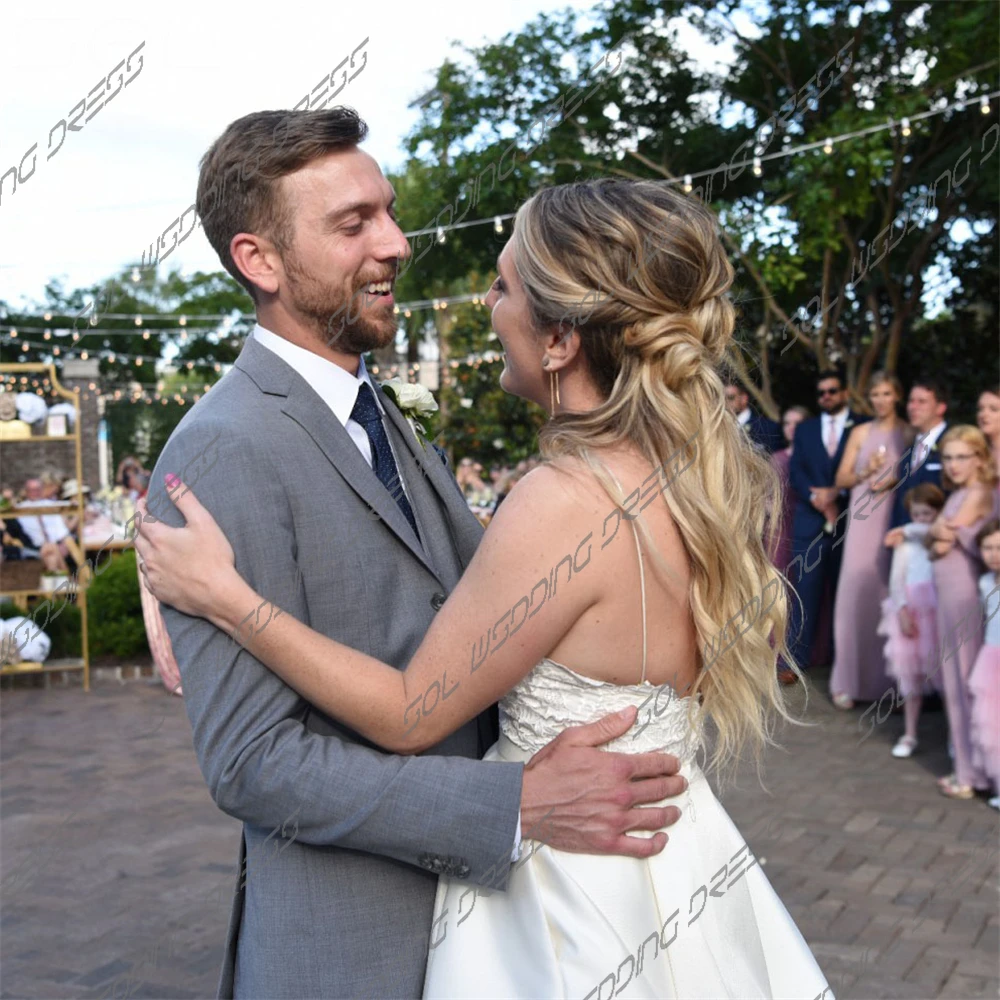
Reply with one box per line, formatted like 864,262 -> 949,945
519,705 -> 685,858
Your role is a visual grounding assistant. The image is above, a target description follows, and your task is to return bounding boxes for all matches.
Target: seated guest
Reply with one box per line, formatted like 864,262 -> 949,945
0,517 -> 65,573
724,378 -> 783,453
890,377 -> 949,528
16,478 -> 73,574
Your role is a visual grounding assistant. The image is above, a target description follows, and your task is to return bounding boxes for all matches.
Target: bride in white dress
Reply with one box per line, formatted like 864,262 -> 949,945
135,178 -> 831,999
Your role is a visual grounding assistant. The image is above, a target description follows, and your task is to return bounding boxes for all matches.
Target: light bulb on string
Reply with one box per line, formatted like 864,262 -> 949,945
53,346 -> 60,355
436,226 -> 446,244
43,331 -> 51,340
9,329 -> 16,337
131,268 -> 141,283
72,331 -> 79,341
142,330 -> 150,340
404,309 -> 411,318
493,217 -> 503,234
901,117 -> 911,137
981,95 -> 990,114
89,314 -> 98,326
43,312 -> 52,321
135,315 -> 142,326
136,357 -> 143,366
823,138 -> 833,154
81,351 -> 88,360
179,315 -> 187,326
683,174 -> 692,193
752,156 -> 762,176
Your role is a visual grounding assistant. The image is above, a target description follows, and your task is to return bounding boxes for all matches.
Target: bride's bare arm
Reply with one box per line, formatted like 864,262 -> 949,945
137,466 -> 605,754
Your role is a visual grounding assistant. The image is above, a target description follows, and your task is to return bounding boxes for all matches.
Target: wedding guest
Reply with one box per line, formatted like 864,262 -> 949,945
768,406 -> 810,571
16,479 -> 71,573
976,387 -> 1000,476
782,368 -> 868,684
881,484 -> 947,756
828,372 -> 909,708
969,519 -> 1000,810
929,426 -> 997,799
890,378 -> 949,528
456,458 -> 494,510
724,378 -> 782,453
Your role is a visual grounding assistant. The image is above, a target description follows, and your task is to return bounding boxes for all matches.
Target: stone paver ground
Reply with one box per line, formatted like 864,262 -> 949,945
1,668 -> 997,999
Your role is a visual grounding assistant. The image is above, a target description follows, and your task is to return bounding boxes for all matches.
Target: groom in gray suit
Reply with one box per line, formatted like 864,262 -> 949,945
145,107 -> 685,999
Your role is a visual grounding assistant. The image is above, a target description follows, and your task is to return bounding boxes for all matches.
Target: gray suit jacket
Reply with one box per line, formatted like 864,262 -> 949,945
147,335 -> 523,999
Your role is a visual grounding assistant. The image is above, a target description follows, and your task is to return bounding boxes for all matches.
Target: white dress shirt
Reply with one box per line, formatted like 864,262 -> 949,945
17,499 -> 71,548
252,324 -> 522,855
820,408 -> 850,454
913,420 -> 947,472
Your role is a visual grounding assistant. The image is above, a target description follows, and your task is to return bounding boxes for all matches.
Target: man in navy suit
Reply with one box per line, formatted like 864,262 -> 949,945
781,368 -> 869,683
889,378 -> 949,528
724,379 -> 783,453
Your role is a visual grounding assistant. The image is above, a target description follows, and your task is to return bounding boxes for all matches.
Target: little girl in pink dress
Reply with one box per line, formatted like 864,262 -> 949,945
880,483 -> 946,758
969,520 -> 1000,809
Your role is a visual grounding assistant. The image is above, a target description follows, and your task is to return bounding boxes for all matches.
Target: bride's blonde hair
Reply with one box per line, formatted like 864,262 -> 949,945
509,178 -> 799,780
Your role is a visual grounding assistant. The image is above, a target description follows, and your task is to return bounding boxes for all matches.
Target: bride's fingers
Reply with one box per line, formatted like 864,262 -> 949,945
161,476 -> 211,526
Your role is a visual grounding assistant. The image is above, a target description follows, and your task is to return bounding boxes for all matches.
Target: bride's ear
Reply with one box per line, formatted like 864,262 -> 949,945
543,325 -> 581,371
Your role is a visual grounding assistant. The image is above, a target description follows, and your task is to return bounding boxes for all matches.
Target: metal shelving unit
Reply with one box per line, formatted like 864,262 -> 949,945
0,363 -> 90,690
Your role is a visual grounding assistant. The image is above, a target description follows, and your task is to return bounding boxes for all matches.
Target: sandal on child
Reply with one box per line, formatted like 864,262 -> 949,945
891,736 -> 918,758
937,775 -> 975,799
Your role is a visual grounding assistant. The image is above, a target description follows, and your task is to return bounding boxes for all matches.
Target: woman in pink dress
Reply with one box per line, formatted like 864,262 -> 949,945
969,519 -> 1000,809
977,388 -> 1000,485
768,406 -> 809,572
928,426 -> 998,798
829,372 -> 910,707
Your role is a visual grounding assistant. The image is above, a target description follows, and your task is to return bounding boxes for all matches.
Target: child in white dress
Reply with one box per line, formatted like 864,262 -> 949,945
969,519 -> 1000,809
881,484 -> 946,758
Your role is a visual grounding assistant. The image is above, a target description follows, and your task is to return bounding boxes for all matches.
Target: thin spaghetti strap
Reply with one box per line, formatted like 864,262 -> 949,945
629,519 -> 649,684
602,462 -> 648,685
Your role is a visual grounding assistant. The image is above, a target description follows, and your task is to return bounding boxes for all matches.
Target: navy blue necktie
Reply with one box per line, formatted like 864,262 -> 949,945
350,382 -> 420,539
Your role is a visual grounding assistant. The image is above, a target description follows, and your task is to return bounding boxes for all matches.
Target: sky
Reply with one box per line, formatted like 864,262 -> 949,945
0,0 -> 736,314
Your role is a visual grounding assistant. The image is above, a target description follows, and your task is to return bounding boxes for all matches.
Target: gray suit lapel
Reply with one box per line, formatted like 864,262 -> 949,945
234,337 -> 438,579
374,384 -> 485,565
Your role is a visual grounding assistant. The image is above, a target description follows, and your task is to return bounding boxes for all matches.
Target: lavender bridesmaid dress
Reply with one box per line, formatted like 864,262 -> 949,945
933,487 -> 998,789
829,423 -> 907,700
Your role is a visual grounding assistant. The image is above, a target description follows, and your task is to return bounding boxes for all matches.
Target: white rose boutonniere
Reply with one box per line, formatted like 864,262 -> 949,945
380,379 -> 438,446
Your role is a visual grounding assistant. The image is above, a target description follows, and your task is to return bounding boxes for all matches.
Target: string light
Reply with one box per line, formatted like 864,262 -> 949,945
493,216 -> 503,234
43,312 -> 52,321
901,117 -> 911,137
752,156 -> 762,176
131,268 -> 141,283
436,226 -> 446,244
823,137 -> 833,154
134,315 -> 142,326
178,315 -> 187,326
981,95 -> 990,114
683,174 -> 693,192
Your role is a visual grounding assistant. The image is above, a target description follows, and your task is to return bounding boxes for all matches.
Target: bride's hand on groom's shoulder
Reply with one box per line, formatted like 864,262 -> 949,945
520,705 -> 687,859
134,477 -> 243,625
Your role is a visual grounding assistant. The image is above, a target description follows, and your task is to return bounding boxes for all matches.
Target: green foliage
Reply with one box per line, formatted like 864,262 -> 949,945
86,549 -> 149,658
0,550 -> 149,662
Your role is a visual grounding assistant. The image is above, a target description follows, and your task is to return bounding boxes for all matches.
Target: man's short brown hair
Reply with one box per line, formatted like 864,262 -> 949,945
197,107 -> 369,301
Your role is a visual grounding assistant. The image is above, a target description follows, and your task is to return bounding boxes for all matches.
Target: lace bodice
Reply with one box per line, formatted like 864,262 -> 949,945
499,657 -> 704,760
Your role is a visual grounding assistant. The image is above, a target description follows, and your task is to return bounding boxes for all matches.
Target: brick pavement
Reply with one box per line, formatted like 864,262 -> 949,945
1,668 -> 997,999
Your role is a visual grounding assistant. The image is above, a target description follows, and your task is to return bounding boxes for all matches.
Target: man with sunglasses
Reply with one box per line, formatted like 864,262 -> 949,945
780,368 -> 869,684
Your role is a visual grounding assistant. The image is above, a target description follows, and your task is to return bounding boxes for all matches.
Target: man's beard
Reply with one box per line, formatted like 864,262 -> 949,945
283,248 -> 396,354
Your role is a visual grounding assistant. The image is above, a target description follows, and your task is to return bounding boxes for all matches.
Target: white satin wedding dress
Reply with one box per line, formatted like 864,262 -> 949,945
423,520 -> 832,1000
